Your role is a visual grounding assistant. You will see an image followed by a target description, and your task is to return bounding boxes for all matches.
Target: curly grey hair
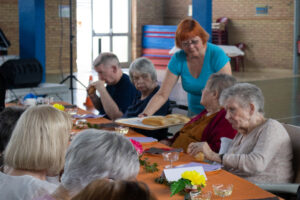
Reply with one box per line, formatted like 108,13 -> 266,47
129,57 -> 157,82
61,129 -> 140,194
219,83 -> 265,114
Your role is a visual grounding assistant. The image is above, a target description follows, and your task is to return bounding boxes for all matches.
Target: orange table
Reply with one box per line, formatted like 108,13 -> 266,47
72,107 -> 279,200
7,103 -> 278,200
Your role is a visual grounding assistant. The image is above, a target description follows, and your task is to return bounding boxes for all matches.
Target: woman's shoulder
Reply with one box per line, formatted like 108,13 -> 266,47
262,119 -> 289,138
207,42 -> 225,54
172,49 -> 186,60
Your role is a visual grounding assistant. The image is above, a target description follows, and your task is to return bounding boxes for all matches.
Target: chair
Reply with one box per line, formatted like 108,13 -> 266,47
256,123 -> 300,199
212,17 -> 229,45
168,100 -> 188,114
232,43 -> 246,72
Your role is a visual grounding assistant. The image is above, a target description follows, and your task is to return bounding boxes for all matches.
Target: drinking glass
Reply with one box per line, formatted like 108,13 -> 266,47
162,151 -> 179,168
114,126 -> 129,135
212,184 -> 233,198
190,191 -> 212,200
65,107 -> 78,116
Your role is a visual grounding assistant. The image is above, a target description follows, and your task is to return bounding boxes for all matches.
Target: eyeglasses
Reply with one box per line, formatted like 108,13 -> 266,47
181,39 -> 200,48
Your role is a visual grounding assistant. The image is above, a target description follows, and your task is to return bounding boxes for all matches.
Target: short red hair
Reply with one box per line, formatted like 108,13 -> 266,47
175,18 -> 209,48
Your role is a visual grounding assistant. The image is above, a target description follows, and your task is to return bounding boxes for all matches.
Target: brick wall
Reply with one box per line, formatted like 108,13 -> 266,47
132,0 -> 190,60
164,0 -> 191,25
0,0 -> 19,55
0,0 -> 76,75
213,0 -> 294,69
132,0 -> 164,59
45,0 -> 77,74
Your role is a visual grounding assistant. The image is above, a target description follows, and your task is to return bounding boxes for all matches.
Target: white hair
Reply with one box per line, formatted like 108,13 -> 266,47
61,129 -> 140,194
220,83 -> 265,114
129,57 -> 157,82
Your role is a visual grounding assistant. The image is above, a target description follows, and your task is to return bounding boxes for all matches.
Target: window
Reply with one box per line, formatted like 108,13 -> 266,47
92,0 -> 131,64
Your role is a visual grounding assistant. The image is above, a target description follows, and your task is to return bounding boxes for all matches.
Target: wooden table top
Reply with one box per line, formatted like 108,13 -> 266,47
72,106 -> 279,200
6,103 -> 279,199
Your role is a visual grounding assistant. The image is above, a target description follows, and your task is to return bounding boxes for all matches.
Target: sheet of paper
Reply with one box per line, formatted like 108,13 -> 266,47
163,166 -> 207,182
127,137 -> 157,143
176,162 -> 221,172
73,114 -> 104,119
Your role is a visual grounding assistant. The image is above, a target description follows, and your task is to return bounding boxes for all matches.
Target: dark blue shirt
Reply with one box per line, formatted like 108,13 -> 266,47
123,85 -> 170,140
98,74 -> 139,118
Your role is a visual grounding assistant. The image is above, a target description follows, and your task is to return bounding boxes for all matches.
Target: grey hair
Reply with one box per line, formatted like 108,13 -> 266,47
61,129 -> 140,194
220,83 -> 265,114
206,73 -> 237,98
129,57 -> 157,82
93,52 -> 120,68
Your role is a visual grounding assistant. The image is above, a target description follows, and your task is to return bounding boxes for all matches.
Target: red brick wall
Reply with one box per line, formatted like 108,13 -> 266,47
0,0 -> 76,74
213,0 -> 294,69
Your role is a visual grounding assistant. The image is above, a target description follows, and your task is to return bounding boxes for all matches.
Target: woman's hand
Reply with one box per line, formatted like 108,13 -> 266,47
187,142 -> 220,162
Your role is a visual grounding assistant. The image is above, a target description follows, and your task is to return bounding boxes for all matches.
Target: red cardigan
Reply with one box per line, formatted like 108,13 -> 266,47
172,108 -> 237,153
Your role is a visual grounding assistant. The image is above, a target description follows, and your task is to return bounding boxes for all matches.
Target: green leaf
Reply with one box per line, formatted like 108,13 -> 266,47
170,179 -> 186,196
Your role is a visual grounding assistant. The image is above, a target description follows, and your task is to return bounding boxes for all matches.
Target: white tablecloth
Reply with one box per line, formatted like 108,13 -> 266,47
218,45 -> 245,57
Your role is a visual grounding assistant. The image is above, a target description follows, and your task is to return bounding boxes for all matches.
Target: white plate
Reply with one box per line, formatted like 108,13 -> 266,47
115,116 -> 185,130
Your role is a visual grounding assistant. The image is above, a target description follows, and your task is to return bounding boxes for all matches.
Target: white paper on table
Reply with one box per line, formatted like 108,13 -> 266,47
219,137 -> 233,154
163,166 -> 207,182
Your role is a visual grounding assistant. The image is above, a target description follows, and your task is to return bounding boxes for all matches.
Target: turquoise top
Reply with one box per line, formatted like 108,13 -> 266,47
168,43 -> 230,114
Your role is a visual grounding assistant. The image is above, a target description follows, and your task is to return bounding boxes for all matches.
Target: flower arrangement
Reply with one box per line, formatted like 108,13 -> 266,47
170,170 -> 206,196
53,103 -> 65,111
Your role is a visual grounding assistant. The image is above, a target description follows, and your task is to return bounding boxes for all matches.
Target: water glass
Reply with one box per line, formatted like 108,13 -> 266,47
212,184 -> 233,197
162,151 -> 179,168
190,191 -> 212,200
114,126 -> 129,135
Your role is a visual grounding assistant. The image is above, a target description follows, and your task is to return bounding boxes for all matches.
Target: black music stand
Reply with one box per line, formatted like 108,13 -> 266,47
60,0 -> 86,104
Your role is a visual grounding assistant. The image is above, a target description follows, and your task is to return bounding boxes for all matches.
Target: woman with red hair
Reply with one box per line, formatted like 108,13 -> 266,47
141,18 -> 232,117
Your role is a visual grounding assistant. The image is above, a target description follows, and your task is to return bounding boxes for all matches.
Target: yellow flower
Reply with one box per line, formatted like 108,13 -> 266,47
181,170 -> 206,186
53,103 -> 65,111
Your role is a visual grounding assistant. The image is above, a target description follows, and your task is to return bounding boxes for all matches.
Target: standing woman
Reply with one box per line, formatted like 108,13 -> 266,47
141,18 -> 231,117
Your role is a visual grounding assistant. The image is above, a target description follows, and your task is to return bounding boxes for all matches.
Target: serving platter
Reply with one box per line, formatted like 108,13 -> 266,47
115,116 -> 186,130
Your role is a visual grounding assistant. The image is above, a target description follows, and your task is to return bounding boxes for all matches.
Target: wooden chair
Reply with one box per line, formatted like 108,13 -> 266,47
232,43 -> 246,72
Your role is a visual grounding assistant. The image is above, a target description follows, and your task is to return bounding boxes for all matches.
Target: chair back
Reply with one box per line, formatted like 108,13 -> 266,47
216,17 -> 229,25
283,123 -> 300,183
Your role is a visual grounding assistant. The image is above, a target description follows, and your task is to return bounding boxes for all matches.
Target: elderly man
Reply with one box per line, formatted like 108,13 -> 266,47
87,52 -> 138,120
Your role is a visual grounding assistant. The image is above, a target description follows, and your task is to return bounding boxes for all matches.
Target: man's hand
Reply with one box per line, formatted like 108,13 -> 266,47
92,80 -> 106,92
87,84 -> 96,96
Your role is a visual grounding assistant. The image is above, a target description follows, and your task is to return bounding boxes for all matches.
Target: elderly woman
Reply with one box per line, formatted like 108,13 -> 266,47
187,83 -> 294,183
141,18 -> 231,117
123,57 -> 169,118
38,129 -> 140,200
72,179 -> 157,200
167,73 -> 237,153
123,57 -> 169,140
0,105 -> 72,200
